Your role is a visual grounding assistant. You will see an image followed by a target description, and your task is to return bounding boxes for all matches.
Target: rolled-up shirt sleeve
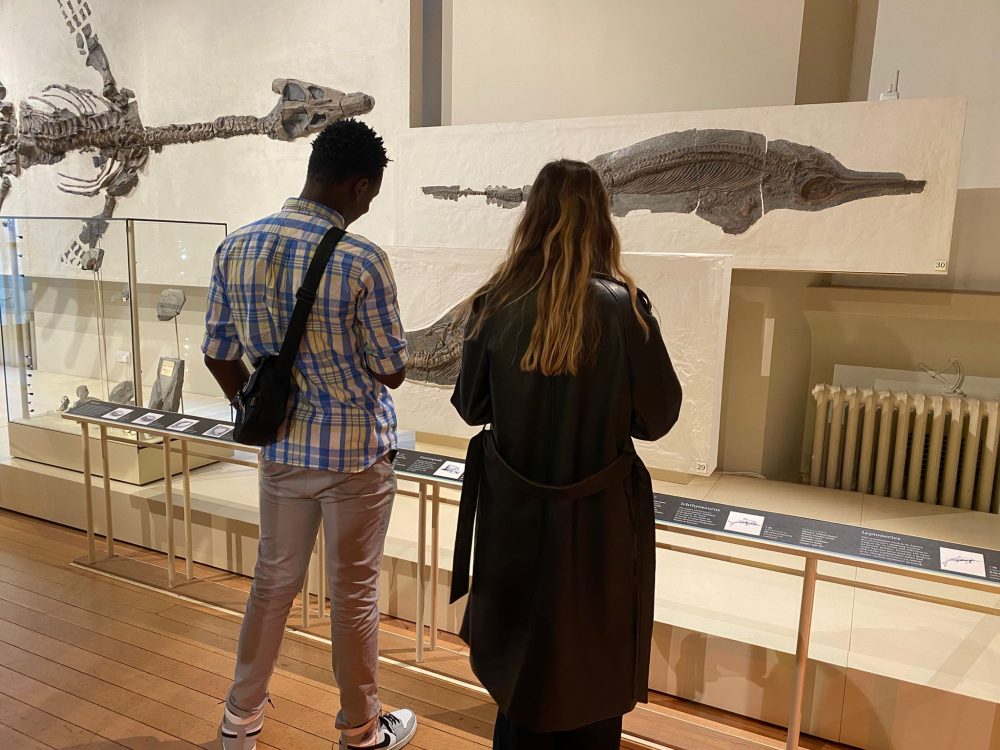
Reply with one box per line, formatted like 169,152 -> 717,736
202,247 -> 244,361
356,250 -> 408,375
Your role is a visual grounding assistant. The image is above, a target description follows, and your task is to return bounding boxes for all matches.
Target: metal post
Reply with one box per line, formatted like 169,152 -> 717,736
416,484 -> 427,663
125,220 -> 143,405
318,529 -> 326,620
181,440 -> 193,580
99,425 -> 113,556
301,553 -> 311,629
786,557 -> 819,750
80,422 -> 96,563
430,483 -> 440,651
4,218 -> 30,418
162,436 -> 175,588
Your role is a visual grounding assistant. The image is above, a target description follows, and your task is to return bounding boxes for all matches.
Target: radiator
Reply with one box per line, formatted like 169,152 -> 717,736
808,384 -> 1000,513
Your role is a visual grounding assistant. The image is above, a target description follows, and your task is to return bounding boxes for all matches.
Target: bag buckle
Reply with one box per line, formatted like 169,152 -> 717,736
296,287 -> 316,304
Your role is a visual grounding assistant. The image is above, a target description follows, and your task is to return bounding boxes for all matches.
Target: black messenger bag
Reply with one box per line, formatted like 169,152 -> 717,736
232,226 -> 345,446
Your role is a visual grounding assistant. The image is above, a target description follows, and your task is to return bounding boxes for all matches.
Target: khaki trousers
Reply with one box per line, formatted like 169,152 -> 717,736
226,455 -> 396,730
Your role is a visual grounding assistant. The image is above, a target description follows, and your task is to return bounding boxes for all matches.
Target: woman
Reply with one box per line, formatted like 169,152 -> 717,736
449,159 -> 683,749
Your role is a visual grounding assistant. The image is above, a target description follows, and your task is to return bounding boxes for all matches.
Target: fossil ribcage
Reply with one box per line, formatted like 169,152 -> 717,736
422,128 -> 926,234
404,305 -> 468,386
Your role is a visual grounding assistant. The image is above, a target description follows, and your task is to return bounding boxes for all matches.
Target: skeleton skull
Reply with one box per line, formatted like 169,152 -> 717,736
80,247 -> 105,272
266,78 -> 375,141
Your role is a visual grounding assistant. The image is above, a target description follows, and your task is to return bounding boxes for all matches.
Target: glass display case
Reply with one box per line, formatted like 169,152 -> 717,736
0,215 -> 232,483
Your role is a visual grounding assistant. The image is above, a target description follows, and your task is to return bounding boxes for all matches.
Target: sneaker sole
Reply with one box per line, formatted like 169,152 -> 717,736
341,719 -> 418,750
391,721 -> 417,749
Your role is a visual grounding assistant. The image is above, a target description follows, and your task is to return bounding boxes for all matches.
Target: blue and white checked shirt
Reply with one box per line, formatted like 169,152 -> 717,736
202,198 -> 408,473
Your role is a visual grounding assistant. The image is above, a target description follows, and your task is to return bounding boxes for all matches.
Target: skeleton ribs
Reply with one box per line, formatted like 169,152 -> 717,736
0,0 -> 375,267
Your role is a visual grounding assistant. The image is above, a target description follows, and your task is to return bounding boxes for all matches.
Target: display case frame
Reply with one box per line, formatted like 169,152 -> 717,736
0,214 -> 232,483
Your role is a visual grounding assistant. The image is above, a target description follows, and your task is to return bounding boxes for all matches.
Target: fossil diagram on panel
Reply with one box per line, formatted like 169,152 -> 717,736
422,129 -> 926,234
0,0 -> 375,266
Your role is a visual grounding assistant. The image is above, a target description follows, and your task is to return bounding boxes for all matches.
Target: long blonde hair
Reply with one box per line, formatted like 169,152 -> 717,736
466,159 -> 648,376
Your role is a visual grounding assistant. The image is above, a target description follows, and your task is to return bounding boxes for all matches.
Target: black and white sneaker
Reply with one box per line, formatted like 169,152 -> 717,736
339,709 -> 417,749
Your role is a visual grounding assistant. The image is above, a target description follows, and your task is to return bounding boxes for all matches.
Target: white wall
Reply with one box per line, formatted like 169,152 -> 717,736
446,0 -> 805,124
870,0 -> 1000,190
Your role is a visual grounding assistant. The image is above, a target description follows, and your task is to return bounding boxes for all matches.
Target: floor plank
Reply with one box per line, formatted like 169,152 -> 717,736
0,664 -> 208,750
0,692 -> 128,750
0,723 -> 56,750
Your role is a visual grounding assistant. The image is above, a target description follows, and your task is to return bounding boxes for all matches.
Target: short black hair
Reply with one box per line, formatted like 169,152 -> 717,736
307,118 -> 389,183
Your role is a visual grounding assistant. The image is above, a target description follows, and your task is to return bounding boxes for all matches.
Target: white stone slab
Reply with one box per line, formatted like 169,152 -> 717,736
386,247 -> 731,475
396,98 -> 966,274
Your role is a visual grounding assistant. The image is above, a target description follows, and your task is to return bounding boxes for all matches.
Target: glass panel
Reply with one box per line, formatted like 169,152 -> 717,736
131,219 -> 230,422
0,215 -> 138,444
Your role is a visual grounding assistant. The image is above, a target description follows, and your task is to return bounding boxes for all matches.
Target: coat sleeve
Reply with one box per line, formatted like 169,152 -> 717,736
625,288 -> 682,441
451,312 -> 493,426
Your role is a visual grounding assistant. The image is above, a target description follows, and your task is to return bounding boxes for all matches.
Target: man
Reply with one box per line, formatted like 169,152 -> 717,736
203,118 -> 416,750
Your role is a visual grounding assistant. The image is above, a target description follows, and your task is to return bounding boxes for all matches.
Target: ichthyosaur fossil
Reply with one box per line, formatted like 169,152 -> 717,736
405,304 -> 468,386
0,0 -> 375,266
422,128 -> 926,235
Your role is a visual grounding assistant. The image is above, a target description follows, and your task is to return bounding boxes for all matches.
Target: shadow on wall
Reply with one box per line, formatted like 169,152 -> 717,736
718,270 -> 824,483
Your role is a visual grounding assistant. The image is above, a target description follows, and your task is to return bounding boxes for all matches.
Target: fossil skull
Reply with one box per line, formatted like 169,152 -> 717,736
266,78 -> 375,142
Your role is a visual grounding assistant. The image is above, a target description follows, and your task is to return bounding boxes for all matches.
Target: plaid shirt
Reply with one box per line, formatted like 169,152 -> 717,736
202,198 -> 408,472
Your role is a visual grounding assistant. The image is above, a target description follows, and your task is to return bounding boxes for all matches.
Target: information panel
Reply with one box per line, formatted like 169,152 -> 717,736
66,400 -> 236,442
392,449 -> 466,482
654,494 -> 1000,584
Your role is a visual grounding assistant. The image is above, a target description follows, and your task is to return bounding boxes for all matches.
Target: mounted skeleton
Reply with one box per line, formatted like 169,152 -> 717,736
0,0 -> 375,265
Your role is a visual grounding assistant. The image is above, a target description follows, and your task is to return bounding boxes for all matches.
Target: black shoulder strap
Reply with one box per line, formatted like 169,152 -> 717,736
275,225 -> 346,370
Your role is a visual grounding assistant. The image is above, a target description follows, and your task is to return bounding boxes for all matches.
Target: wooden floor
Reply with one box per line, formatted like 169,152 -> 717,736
0,508 -> 858,750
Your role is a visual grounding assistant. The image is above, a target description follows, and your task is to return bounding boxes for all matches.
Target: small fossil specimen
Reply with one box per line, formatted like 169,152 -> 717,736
72,384 -> 90,408
80,247 -> 104,272
147,357 -> 184,412
109,379 -> 135,405
156,288 -> 186,321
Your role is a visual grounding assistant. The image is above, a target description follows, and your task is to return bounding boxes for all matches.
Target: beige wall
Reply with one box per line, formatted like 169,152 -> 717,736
795,0 -> 858,105
719,271 -> 822,482
848,0 -> 879,101
445,0 -> 804,125
794,0 -> 880,104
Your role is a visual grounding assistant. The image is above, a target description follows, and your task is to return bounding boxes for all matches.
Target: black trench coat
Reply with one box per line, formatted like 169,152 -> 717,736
450,276 -> 682,732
